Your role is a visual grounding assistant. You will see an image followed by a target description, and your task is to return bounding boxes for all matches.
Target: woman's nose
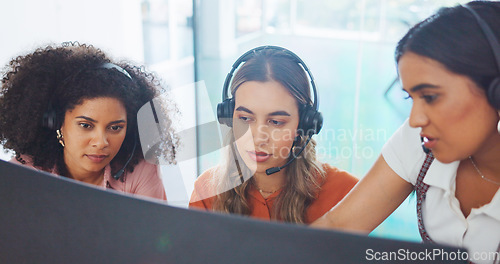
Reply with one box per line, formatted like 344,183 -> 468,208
90,130 -> 109,148
408,102 -> 429,128
251,123 -> 269,146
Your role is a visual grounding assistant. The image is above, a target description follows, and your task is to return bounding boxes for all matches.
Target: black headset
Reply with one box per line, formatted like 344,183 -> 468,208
217,46 -> 323,175
463,4 -> 500,109
217,45 -> 323,137
41,62 -> 137,181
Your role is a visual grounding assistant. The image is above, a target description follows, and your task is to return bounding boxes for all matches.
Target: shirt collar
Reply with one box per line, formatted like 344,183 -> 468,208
424,158 -> 500,220
101,165 -> 113,188
423,159 -> 459,192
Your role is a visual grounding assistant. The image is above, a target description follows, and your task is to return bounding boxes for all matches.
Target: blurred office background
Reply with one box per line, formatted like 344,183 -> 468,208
0,0 -> 470,242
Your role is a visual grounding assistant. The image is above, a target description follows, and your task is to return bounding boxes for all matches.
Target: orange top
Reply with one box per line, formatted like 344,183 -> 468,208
189,164 -> 358,224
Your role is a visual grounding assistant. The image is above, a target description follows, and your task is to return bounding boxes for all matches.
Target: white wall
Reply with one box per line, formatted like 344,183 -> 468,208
0,0 -> 144,64
197,0 -> 237,59
0,0 -> 145,161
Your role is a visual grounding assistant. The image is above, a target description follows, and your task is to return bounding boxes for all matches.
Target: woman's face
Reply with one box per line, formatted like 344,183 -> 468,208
233,80 -> 300,175
60,97 -> 127,177
399,52 -> 499,163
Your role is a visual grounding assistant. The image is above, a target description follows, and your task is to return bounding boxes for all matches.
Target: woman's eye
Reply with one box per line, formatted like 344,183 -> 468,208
109,125 -> 124,131
238,116 -> 252,123
269,120 -> 285,126
79,123 -> 92,129
421,94 -> 438,103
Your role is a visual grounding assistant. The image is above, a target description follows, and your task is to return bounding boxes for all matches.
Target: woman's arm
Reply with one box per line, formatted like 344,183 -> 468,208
310,154 -> 413,233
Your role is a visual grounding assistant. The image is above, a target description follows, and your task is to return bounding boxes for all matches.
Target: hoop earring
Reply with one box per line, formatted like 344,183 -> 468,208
56,129 -> 65,147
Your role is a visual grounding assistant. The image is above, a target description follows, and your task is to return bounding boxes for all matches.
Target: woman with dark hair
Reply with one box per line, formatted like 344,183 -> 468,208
189,46 -> 358,224
0,42 -> 178,200
313,2 -> 500,262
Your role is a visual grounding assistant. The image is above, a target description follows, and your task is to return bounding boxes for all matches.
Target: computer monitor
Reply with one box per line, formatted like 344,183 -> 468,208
0,160 -> 467,263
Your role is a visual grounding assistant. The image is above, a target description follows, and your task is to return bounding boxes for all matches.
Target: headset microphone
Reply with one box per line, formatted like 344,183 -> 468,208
113,135 -> 137,181
266,136 -> 312,175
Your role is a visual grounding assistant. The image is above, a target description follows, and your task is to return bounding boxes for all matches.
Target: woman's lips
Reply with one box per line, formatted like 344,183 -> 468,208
422,136 -> 437,149
247,151 -> 271,162
86,154 -> 109,163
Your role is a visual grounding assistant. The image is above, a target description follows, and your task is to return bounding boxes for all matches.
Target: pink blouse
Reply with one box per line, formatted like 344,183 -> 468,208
10,156 -> 167,201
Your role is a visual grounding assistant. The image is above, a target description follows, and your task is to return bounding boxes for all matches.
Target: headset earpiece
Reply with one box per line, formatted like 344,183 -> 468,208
487,78 -> 500,109
42,105 -> 58,130
299,104 -> 323,137
217,98 -> 235,127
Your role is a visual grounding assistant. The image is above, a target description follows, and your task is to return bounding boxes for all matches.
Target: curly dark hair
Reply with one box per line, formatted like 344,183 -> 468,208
0,42 -> 178,177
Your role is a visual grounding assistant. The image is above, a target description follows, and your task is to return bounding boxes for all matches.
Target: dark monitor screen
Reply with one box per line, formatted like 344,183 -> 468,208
0,160 -> 467,264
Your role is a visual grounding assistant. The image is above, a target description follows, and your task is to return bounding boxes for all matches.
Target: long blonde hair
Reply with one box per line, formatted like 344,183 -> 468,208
212,48 -> 325,224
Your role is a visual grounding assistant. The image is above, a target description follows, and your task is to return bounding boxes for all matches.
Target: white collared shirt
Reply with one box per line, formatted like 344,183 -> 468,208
382,119 -> 500,264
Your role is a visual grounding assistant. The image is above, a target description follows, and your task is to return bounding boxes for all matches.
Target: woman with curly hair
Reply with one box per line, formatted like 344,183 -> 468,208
0,42 -> 178,200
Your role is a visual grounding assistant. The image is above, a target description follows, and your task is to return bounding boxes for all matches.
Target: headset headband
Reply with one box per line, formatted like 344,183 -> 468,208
463,5 -> 500,73
222,45 -> 319,110
100,62 -> 132,79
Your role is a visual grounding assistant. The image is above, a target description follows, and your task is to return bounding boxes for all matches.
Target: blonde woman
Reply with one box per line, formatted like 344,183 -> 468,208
189,46 -> 358,224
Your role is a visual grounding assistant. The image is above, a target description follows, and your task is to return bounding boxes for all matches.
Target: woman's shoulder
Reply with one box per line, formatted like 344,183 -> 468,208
129,159 -> 159,174
194,166 -> 218,185
10,155 -> 42,171
117,160 -> 159,185
121,160 -> 161,186
133,159 -> 158,170
191,166 -> 219,202
320,163 -> 359,186
8,154 -> 59,175
116,160 -> 166,200
304,163 -> 358,223
9,155 -> 32,165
